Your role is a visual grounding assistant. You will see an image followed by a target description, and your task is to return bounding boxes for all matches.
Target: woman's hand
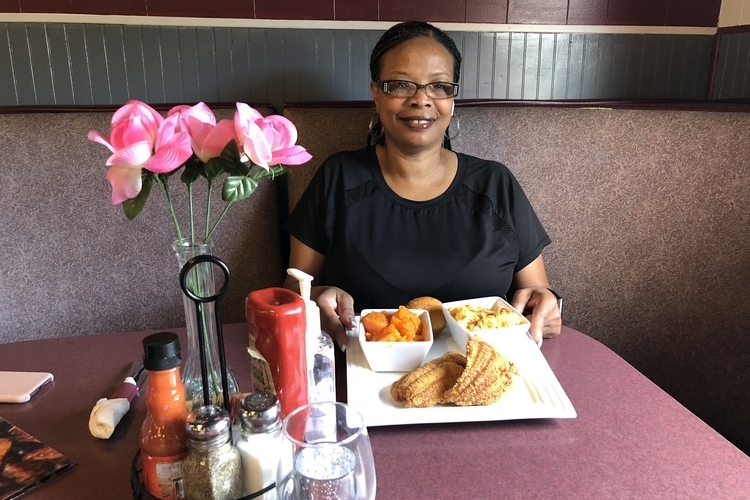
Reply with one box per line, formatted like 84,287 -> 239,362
510,287 -> 562,344
311,286 -> 356,350
285,237 -> 355,349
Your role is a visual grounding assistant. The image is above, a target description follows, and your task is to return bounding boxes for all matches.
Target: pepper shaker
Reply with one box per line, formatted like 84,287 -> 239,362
182,405 -> 243,500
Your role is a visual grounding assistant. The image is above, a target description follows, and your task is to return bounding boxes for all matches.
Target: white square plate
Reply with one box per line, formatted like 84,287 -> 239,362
346,326 -> 576,427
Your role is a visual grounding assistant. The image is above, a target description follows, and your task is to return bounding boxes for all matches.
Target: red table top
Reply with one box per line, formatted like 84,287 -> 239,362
1,324 -> 749,499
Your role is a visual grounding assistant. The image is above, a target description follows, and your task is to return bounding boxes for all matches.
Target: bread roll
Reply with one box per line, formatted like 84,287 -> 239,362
406,296 -> 447,335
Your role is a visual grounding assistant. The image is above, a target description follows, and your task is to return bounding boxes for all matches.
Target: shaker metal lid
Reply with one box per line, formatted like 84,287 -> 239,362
186,404 -> 231,439
239,392 -> 280,432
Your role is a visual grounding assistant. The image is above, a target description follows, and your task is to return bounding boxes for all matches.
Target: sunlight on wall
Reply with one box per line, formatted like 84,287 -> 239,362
719,0 -> 750,26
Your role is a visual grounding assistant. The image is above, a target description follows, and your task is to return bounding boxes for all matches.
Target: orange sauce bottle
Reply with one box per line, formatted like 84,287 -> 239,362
140,332 -> 189,500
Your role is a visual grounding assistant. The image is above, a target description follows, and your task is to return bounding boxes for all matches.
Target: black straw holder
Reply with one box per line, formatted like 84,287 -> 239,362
179,254 -> 232,413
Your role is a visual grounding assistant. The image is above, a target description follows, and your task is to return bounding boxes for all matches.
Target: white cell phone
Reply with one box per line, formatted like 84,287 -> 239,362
0,371 -> 54,403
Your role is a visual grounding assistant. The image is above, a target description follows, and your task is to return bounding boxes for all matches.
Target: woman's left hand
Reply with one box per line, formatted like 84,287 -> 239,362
510,287 -> 562,345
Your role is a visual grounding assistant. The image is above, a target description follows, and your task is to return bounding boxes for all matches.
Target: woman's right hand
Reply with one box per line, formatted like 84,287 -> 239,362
285,237 -> 355,349
311,286 -> 356,350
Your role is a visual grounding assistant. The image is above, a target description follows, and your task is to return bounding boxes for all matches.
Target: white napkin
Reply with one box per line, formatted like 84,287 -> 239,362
89,397 -> 130,439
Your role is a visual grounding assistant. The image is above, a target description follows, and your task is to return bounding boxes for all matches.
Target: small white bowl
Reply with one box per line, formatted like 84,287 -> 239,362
358,309 -> 434,372
441,296 -> 530,351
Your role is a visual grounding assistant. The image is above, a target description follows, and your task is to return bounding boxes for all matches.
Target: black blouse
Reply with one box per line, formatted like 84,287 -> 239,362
284,146 -> 550,311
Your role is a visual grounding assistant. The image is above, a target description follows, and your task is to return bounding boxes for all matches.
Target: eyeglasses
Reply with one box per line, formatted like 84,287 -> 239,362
377,80 -> 459,99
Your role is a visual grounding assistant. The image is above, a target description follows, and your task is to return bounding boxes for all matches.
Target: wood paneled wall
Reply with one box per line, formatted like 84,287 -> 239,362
0,24 -> 716,108
713,31 -> 750,98
0,0 -> 723,26
1,1 -> 748,106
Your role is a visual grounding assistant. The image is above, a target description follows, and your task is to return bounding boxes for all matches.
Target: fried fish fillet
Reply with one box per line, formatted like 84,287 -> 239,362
443,336 -> 517,406
390,352 -> 467,408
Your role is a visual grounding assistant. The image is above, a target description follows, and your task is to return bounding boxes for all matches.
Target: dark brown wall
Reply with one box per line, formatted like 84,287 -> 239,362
1,0 -> 723,27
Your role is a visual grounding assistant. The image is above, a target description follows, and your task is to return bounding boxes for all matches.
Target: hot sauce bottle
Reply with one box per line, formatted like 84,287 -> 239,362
140,332 -> 189,500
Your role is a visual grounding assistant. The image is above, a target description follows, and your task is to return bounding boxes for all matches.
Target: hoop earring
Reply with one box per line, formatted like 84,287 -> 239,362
368,113 -> 384,142
447,114 -> 460,140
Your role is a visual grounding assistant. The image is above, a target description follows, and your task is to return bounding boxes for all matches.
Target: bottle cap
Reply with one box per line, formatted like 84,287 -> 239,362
142,332 -> 182,371
239,392 -> 281,433
185,405 -> 231,440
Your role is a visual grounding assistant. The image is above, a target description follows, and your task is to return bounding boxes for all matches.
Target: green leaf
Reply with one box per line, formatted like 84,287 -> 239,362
219,140 -> 250,177
204,157 -> 226,180
252,165 -> 291,181
122,171 -> 154,220
222,175 -> 258,202
270,165 -> 291,177
181,158 -> 202,185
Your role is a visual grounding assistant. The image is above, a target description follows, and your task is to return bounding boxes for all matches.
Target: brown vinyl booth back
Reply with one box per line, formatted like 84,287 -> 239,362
282,102 -> 750,455
0,107 -> 286,344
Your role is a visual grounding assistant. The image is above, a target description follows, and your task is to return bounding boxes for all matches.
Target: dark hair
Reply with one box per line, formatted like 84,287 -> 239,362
369,21 -> 462,83
368,21 -> 462,150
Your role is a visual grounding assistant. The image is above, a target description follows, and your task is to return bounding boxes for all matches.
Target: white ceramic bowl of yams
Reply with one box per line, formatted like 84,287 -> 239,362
358,308 -> 434,372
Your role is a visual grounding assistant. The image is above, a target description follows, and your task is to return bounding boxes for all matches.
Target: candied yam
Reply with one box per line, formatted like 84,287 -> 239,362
396,320 -> 418,340
414,323 -> 424,341
365,306 -> 425,342
373,324 -> 401,342
392,306 -> 417,324
392,306 -> 421,339
361,311 -> 389,334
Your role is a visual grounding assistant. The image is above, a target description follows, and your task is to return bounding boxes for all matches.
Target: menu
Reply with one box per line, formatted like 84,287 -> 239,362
0,416 -> 75,500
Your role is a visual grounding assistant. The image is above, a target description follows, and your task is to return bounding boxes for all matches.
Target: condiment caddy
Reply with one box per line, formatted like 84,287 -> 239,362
132,258 -> 336,500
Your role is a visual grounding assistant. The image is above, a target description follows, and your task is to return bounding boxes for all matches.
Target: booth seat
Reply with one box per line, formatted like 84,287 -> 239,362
1,100 -> 748,455
0,106 -> 286,345
282,101 -> 750,455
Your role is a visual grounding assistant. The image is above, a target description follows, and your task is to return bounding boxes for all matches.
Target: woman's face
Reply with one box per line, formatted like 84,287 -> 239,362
371,36 -> 455,151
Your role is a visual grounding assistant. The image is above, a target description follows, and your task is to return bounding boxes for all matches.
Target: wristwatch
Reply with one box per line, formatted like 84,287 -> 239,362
547,288 -> 564,318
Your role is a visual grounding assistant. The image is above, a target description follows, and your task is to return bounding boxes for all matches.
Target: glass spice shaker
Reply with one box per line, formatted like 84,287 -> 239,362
182,405 -> 244,500
236,392 -> 283,500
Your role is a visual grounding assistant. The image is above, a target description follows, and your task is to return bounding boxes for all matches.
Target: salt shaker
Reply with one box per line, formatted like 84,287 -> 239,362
236,392 -> 283,500
182,405 -> 244,500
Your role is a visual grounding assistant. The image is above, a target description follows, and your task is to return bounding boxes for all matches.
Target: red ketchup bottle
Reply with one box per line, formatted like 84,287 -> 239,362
246,288 -> 308,417
140,332 -> 189,500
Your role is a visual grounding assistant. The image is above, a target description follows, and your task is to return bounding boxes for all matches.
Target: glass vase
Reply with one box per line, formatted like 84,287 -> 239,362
173,238 -> 240,410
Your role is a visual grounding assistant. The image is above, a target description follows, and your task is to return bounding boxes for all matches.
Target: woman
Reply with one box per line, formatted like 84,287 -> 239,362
283,21 -> 561,348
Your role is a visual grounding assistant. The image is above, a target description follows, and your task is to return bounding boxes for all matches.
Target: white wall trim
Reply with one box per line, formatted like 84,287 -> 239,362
0,13 -> 718,35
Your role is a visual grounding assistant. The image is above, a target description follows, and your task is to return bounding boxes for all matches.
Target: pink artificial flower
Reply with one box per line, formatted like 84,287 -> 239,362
169,103 -> 236,163
88,100 -> 193,205
234,102 -> 312,169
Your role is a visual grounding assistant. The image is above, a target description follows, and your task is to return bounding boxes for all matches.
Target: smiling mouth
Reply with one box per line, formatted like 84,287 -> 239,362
401,118 -> 434,128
